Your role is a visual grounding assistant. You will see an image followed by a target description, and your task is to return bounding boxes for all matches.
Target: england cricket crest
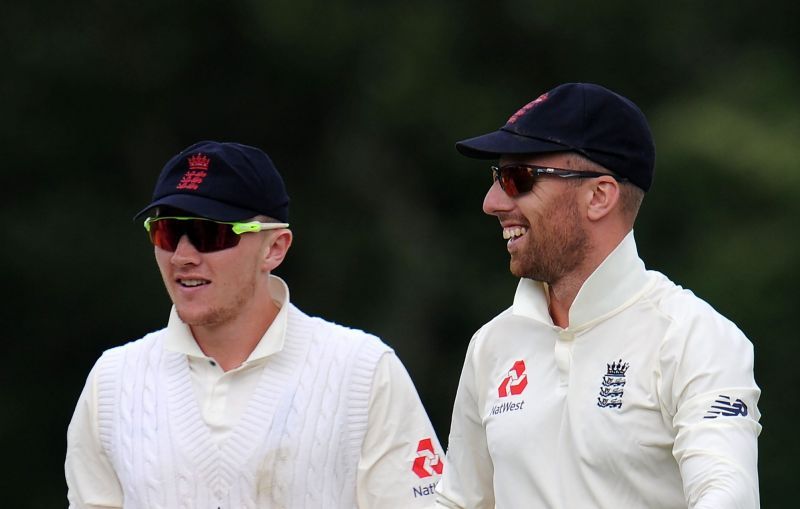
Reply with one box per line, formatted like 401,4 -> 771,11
597,359 -> 629,409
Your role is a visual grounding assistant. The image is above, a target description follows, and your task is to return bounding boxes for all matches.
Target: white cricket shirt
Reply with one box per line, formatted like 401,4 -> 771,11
66,276 -> 444,508
435,232 -> 761,509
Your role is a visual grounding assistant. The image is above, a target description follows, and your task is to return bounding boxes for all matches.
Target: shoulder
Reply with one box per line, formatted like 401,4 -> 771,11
92,329 -> 167,372
288,304 -> 393,357
642,270 -> 752,354
468,305 -> 521,353
640,273 -> 760,422
646,271 -> 745,329
470,306 -> 515,339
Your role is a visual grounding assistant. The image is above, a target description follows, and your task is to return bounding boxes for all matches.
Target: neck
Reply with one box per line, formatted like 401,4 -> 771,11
191,295 -> 279,371
546,229 -> 628,328
546,270 -> 590,328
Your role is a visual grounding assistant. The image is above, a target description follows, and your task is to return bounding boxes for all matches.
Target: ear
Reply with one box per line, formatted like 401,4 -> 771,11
586,177 -> 621,222
261,229 -> 293,272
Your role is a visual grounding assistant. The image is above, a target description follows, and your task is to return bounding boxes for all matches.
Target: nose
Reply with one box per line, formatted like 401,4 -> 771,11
170,234 -> 201,265
483,180 -> 514,216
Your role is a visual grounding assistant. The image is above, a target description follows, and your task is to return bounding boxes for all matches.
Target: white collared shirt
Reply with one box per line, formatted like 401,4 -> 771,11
436,232 -> 761,509
161,276 -> 292,437
66,276 -> 443,508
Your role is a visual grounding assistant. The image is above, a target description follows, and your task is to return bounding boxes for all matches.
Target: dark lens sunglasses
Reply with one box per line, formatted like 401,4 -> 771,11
143,216 -> 290,253
491,164 -> 628,197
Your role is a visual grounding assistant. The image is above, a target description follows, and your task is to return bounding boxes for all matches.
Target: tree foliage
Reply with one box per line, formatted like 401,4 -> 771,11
2,1 -> 796,506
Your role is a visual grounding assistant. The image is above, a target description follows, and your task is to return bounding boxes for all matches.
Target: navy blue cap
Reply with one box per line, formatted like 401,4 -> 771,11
456,83 -> 656,191
135,140 -> 289,222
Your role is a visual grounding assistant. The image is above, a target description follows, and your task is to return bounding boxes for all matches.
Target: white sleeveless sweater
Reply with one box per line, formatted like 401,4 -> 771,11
95,305 -> 390,509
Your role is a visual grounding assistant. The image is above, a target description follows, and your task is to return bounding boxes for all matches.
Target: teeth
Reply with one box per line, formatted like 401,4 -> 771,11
502,227 -> 528,240
180,279 -> 208,287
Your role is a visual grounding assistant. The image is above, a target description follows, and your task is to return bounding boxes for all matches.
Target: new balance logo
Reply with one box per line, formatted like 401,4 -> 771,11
498,360 -> 528,398
704,395 -> 748,419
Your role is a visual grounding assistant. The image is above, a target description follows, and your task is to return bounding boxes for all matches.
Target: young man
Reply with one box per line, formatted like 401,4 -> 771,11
435,83 -> 761,508
66,140 -> 444,508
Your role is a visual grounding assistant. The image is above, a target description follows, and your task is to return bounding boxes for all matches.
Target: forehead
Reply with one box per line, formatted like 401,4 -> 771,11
499,151 -> 575,168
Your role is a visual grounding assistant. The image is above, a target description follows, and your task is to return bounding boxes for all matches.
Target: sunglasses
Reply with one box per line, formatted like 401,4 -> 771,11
491,164 -> 628,197
143,216 -> 290,253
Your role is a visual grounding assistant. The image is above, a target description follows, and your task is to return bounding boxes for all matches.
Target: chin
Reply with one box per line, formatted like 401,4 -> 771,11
508,255 -> 531,279
175,306 -> 212,326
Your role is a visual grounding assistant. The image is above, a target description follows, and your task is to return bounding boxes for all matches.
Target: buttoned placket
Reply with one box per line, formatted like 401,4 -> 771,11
196,357 -> 229,429
194,354 -> 271,434
554,328 -> 575,387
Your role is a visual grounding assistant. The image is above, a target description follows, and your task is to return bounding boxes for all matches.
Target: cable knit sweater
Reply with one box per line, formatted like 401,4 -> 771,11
94,304 -> 390,509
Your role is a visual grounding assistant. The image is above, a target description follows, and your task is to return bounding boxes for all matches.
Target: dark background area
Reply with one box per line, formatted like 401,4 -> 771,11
1,1 -> 797,506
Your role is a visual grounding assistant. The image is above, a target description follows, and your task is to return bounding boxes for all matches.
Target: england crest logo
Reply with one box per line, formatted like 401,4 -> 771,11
597,359 -> 629,409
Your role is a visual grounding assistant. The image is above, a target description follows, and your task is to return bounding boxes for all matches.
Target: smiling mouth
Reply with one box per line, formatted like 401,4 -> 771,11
502,226 -> 528,242
178,279 -> 210,288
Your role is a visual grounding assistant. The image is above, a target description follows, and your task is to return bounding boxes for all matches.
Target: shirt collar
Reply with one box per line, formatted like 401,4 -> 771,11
512,230 -> 651,329
164,275 -> 291,363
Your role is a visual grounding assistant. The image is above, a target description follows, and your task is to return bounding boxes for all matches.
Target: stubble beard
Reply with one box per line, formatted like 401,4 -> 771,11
175,275 -> 257,329
510,199 -> 589,284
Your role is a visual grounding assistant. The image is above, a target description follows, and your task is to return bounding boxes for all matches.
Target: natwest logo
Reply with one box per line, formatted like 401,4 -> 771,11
412,438 -> 443,479
498,360 -> 528,398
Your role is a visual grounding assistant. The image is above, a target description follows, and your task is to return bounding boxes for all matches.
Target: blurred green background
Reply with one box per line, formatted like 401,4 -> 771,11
2,1 -> 797,506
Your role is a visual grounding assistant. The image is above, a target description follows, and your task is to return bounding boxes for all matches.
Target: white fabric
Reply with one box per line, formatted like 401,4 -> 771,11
435,232 -> 761,509
66,276 -> 443,508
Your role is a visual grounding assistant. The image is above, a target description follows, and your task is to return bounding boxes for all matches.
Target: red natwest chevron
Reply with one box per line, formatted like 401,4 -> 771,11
412,438 -> 443,478
498,360 -> 528,398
